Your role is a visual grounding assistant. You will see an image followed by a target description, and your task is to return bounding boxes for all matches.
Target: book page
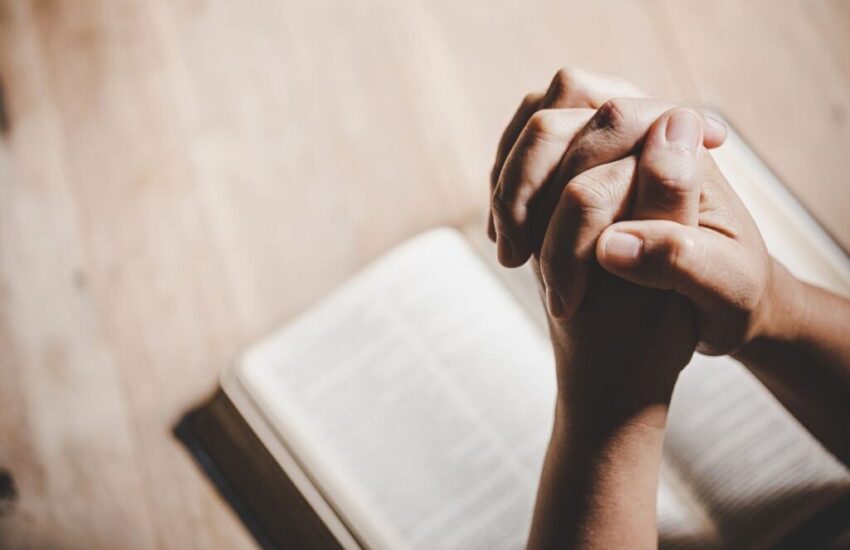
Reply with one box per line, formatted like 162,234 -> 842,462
236,228 -> 710,549
657,460 -> 723,549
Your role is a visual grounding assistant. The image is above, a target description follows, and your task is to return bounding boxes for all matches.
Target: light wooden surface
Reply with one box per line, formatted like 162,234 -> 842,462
1,1 -> 848,547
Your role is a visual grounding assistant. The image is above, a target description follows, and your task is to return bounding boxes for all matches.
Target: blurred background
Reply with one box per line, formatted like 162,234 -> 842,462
0,0 -> 848,548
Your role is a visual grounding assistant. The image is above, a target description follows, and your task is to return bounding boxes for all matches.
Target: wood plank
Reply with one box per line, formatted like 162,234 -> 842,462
0,0 -> 253,547
0,2 -> 157,547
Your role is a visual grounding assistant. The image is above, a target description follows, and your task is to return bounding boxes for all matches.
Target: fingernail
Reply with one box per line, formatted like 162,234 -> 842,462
666,111 -> 701,153
546,287 -> 564,318
603,232 -> 642,266
497,236 -> 513,264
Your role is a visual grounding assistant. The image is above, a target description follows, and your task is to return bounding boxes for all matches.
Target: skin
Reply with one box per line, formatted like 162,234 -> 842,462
489,69 -> 850,548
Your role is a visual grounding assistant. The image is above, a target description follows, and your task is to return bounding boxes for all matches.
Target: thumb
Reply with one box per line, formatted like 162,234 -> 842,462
595,220 -> 726,303
632,108 -> 705,226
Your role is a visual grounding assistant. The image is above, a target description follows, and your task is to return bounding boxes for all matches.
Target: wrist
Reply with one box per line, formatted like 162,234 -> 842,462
554,386 -> 672,443
550,394 -> 668,490
532,392 -> 667,550
747,259 -> 806,346
551,339 -> 679,433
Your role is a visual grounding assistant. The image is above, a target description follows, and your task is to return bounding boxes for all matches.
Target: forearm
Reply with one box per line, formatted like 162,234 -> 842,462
528,395 -> 668,549
734,260 -> 850,464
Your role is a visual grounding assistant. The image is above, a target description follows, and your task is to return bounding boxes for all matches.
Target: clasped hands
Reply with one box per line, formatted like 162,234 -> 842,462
497,70 -> 850,548
488,68 -> 792,419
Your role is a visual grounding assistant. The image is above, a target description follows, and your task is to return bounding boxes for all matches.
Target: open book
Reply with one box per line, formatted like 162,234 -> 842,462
178,125 -> 850,549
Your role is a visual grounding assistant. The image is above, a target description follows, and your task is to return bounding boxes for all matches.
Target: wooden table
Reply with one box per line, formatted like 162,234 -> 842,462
1,1 -> 848,547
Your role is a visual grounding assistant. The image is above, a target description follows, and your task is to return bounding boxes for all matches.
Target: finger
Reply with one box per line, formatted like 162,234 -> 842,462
562,100 -> 725,181
539,67 -> 647,110
489,91 -> 545,240
539,157 -> 637,318
528,99 -> 727,248
488,67 -> 648,242
492,108 -> 595,266
596,220 -> 735,308
632,108 -> 704,225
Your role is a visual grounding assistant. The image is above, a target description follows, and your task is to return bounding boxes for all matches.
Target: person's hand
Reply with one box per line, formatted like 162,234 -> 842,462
490,69 -> 776,357
541,110 -> 720,420
514,84 -> 721,550
515,70 -> 850,549
571,102 -> 850,469
499,74 -> 727,549
489,70 -> 727,309
504,101 -> 772,357
488,67 -> 646,242
592,120 -> 777,356
511,100 -> 772,357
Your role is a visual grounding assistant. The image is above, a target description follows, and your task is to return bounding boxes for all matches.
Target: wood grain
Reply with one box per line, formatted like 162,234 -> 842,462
0,0 -> 847,547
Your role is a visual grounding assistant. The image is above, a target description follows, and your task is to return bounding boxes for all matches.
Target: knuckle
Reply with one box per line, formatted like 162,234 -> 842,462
560,144 -> 591,178
662,230 -> 695,288
655,176 -> 694,200
564,179 -> 607,213
552,67 -> 576,91
521,92 -> 541,110
526,110 -> 562,139
592,98 -> 628,134
642,158 -> 698,202
547,67 -> 584,105
490,191 -> 525,228
656,175 -> 697,195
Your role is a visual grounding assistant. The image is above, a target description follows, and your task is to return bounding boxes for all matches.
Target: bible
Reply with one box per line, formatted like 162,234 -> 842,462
178,123 -> 850,549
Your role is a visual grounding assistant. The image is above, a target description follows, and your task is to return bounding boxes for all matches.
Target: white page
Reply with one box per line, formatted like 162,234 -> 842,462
237,228 -> 708,549
657,461 -> 722,549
